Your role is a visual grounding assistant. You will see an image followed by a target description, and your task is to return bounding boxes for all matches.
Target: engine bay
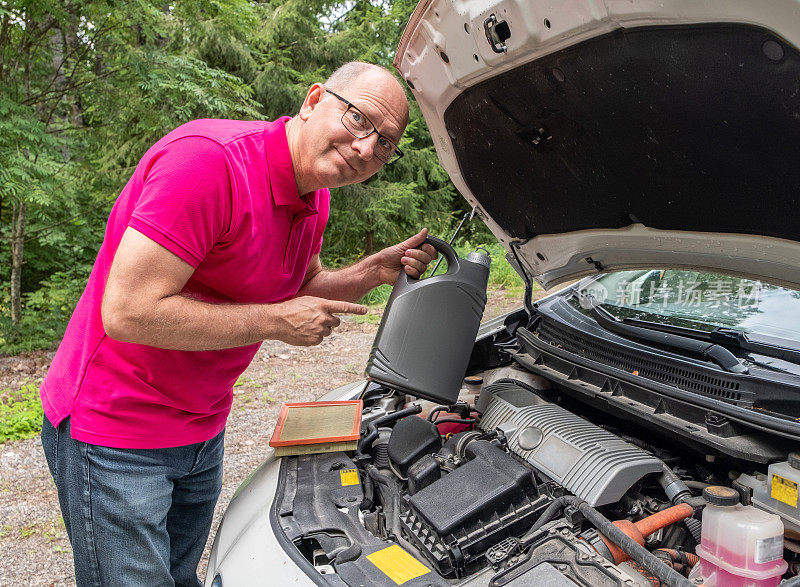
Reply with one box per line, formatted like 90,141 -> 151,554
272,315 -> 800,587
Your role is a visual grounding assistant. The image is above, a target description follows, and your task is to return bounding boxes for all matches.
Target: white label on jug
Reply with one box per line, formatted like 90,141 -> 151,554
754,535 -> 783,563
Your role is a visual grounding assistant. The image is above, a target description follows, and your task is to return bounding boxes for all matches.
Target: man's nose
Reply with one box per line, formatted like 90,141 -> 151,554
352,133 -> 379,161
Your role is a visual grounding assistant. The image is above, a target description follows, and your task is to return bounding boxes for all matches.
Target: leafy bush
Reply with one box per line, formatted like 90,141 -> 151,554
456,242 -> 526,289
359,284 -> 393,307
0,382 -> 44,443
0,266 -> 90,356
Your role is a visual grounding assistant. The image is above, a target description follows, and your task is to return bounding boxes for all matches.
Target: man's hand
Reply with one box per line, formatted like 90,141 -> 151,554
374,228 -> 438,284
295,228 -> 439,304
102,228 -> 367,350
269,296 -> 367,346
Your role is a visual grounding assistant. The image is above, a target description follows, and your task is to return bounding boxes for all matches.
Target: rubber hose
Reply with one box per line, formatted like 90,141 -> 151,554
684,480 -> 712,491
520,496 -> 575,542
654,548 -> 700,567
652,549 -> 699,578
359,405 -> 422,452
666,549 -> 699,567
630,503 -> 695,538
524,496 -> 692,586
596,503 -> 694,565
427,406 -> 448,422
658,463 -> 691,503
682,495 -> 707,508
657,463 -> 702,544
366,465 -> 393,487
577,502 -> 693,587
361,470 -> 374,511
684,517 -> 702,544
432,418 -> 476,425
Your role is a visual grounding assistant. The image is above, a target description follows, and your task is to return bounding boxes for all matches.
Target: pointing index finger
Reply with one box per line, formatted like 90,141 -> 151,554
324,300 -> 368,315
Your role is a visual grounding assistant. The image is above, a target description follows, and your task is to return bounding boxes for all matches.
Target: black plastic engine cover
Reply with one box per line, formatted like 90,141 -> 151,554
408,454 -> 441,495
387,416 -> 442,477
400,441 -> 549,577
409,441 -> 536,535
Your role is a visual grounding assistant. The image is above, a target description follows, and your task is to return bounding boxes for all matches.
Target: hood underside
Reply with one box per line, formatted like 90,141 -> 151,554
395,1 -> 800,289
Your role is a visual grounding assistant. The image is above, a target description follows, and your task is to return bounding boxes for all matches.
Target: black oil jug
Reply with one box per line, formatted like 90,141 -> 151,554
366,236 -> 491,404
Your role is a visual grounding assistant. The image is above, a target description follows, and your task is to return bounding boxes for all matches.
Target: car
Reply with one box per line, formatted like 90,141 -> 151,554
204,1 -> 800,585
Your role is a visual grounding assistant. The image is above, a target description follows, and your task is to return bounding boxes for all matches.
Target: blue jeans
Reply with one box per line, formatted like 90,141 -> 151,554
41,415 -> 224,587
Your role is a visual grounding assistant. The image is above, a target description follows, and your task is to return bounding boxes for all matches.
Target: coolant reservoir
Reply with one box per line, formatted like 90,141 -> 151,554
689,485 -> 787,586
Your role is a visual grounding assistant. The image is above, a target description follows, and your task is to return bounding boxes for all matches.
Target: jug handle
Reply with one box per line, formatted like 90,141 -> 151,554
421,236 -> 460,276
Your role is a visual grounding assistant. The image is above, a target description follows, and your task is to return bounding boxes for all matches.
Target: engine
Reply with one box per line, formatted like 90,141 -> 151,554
281,367 -> 798,587
339,374 -> 693,585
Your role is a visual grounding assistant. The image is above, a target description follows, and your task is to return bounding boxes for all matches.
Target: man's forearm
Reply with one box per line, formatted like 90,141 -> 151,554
104,295 -> 281,351
297,255 -> 386,302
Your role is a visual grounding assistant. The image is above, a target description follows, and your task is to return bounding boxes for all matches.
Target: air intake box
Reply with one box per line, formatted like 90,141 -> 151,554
409,440 -> 536,535
400,441 -> 549,577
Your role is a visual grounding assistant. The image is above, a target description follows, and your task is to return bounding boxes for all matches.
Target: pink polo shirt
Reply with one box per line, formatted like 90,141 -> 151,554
40,117 -> 329,448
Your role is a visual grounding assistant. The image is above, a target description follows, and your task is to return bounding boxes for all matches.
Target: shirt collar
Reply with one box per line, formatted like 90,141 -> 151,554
264,116 -> 316,215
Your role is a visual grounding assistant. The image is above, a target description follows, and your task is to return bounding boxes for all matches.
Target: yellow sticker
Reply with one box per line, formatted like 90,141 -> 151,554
772,474 -> 799,507
339,469 -> 359,487
366,545 -> 430,585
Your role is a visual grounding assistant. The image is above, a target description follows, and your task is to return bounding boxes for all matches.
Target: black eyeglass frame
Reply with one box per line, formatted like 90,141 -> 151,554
325,89 -> 404,165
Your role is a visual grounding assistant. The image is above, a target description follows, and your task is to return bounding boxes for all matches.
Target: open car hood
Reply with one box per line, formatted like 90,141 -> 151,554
395,0 -> 800,289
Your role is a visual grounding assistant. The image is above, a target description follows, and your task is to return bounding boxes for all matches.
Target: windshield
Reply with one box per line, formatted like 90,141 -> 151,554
577,270 -> 800,345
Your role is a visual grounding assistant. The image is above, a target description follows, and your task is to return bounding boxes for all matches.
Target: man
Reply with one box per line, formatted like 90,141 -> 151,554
40,61 -> 436,586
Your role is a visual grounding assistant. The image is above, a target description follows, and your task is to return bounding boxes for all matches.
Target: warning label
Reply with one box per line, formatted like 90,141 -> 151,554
366,545 -> 430,585
755,535 -> 784,564
771,474 -> 799,507
339,469 -> 359,487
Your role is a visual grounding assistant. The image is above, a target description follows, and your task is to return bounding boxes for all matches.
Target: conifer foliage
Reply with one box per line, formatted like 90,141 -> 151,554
0,1 -> 473,354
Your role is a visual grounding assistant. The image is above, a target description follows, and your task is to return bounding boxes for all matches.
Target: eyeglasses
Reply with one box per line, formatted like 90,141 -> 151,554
325,89 -> 404,165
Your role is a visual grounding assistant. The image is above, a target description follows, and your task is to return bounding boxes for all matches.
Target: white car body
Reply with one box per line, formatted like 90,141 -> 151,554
206,1 -> 800,584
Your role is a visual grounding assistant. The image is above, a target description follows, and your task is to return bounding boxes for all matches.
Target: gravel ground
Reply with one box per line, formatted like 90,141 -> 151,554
0,287 -> 530,586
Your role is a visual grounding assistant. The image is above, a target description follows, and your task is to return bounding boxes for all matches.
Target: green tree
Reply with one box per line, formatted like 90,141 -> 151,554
240,0 -> 461,263
0,0 -> 260,352
0,0 -> 476,354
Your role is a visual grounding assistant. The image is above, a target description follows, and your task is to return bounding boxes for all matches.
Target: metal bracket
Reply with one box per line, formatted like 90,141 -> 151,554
484,14 -> 510,53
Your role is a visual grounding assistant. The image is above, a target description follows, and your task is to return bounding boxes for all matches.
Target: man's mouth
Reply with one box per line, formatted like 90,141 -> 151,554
335,149 -> 358,172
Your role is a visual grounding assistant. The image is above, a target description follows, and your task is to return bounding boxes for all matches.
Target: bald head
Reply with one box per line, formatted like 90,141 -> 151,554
325,62 -> 409,128
285,61 -> 411,194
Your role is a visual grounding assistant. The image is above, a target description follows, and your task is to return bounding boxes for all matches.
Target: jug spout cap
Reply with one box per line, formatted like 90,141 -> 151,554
467,249 -> 491,269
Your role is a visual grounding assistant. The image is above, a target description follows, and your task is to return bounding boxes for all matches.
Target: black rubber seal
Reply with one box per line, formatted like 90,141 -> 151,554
268,458 -> 337,586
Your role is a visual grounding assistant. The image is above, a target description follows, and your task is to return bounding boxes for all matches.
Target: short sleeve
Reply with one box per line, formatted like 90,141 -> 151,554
311,188 -> 331,255
129,136 -> 233,268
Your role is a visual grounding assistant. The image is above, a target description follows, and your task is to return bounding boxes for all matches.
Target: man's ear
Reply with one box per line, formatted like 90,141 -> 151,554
298,83 -> 325,121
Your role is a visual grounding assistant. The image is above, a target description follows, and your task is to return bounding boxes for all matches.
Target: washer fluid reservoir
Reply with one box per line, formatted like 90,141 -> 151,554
689,486 -> 787,586
366,237 -> 490,404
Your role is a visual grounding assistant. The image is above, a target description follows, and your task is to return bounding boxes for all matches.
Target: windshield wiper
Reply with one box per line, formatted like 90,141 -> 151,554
710,328 -> 800,366
588,304 -> 749,374
617,316 -> 800,367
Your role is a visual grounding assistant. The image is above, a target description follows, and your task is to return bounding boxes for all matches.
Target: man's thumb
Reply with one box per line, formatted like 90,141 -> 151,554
403,227 -> 428,249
